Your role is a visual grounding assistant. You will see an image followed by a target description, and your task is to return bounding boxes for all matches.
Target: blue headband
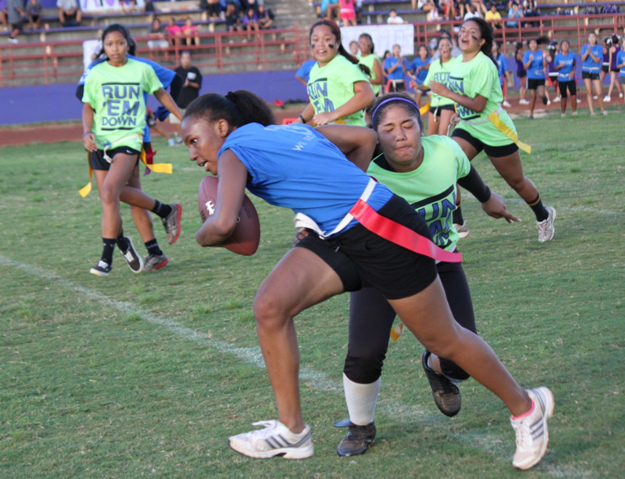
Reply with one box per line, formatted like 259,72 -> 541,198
371,97 -> 419,125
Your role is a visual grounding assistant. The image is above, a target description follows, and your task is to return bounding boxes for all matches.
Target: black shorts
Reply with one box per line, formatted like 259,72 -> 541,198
296,195 -> 438,300
89,146 -> 140,171
582,71 -> 600,81
527,78 -> 545,90
388,80 -> 405,93
558,80 -> 576,98
610,66 -> 620,73
432,104 -> 455,116
601,64 -> 609,73
517,70 -> 527,79
10,20 -> 24,32
452,127 -> 519,158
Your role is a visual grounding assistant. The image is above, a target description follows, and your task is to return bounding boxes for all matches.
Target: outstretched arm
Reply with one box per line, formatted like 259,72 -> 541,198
154,88 -> 183,122
458,165 -> 520,223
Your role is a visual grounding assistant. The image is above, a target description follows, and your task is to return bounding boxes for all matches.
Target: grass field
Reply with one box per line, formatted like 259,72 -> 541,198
1,109 -> 624,478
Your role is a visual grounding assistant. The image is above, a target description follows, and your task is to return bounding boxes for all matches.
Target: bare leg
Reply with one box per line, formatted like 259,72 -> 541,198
125,165 -> 156,244
584,78 -> 594,114
488,150 -> 540,204
594,79 -> 605,113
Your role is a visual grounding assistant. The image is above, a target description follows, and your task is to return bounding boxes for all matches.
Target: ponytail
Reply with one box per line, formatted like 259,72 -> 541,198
184,90 -> 276,127
462,17 -> 498,67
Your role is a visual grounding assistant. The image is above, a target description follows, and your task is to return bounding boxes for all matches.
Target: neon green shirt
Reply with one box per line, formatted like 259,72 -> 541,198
82,58 -> 163,151
357,53 -> 382,96
367,135 -> 471,251
423,56 -> 457,108
447,51 -> 516,146
308,54 -> 370,126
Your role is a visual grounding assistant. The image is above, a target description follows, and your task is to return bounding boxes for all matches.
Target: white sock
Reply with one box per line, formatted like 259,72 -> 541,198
343,373 -> 381,426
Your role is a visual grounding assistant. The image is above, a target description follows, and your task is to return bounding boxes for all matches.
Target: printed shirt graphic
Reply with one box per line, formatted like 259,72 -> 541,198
581,44 -> 603,73
523,49 -> 546,79
554,51 -> 575,81
423,56 -> 457,107
357,53 -> 382,95
367,136 -> 470,251
219,123 -> 393,234
307,55 -> 370,126
83,59 -> 163,150
448,51 -> 517,146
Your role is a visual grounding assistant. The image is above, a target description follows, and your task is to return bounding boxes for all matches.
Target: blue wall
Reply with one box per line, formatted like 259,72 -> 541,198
0,70 -> 308,126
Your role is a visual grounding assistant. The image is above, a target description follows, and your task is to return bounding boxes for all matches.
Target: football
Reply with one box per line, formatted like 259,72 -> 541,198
198,176 -> 261,256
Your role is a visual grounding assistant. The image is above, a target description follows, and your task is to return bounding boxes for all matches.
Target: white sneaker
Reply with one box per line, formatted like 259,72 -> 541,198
229,420 -> 314,459
603,95 -> 611,102
593,95 -> 598,100
511,387 -> 555,470
561,113 -> 566,117
453,221 -> 470,239
536,206 -> 556,243
620,93 -> 624,98
576,99 -> 581,103
503,101 -> 512,107
168,138 -> 176,147
553,96 -> 561,102
519,99 -> 529,105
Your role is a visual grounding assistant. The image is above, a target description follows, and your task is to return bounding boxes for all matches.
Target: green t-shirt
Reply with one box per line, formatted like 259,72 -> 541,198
82,58 -> 163,151
447,51 -> 516,146
308,54 -> 370,126
423,56 -> 457,108
367,135 -> 471,251
357,53 -> 382,96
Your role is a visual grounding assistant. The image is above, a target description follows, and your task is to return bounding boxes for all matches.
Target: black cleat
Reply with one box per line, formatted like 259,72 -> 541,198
422,350 -> 461,417
336,421 -> 376,457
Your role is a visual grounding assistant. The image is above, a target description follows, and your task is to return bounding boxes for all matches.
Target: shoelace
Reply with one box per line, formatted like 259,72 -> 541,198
513,419 -> 534,448
248,420 -> 280,440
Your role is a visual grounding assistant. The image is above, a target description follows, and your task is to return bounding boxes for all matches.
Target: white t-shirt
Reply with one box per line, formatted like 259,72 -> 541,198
387,15 -> 405,24
464,11 -> 481,20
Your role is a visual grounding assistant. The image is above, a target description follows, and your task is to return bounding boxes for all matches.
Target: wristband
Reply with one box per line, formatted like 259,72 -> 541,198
299,114 -> 306,123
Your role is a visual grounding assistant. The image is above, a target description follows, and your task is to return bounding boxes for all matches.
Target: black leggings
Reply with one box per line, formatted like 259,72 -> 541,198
343,261 -> 476,384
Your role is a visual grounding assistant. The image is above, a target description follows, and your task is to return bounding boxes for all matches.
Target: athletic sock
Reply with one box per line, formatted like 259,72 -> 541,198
101,238 -> 117,265
343,373 -> 381,426
145,239 -> 163,256
453,205 -> 464,225
116,231 -> 129,252
151,200 -> 172,219
527,195 -> 549,222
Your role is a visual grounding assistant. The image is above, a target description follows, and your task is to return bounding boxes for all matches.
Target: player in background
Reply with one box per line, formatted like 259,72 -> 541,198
296,19 -> 374,127
493,41 -> 512,107
615,45 -> 625,104
429,18 -> 556,243
181,89 -> 554,470
81,24 -> 182,276
384,43 -> 410,93
581,32 -> 606,115
407,45 -> 431,107
523,38 -> 548,120
333,93 -> 520,457
77,27 -> 184,272
514,41 -> 529,105
357,33 -> 384,97
554,40 -> 577,116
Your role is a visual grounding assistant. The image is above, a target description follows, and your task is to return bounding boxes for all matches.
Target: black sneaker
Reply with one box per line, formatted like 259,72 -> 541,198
90,260 -> 112,277
422,350 -> 461,417
120,237 -> 143,273
161,204 -> 182,245
143,254 -> 169,271
336,421 -> 376,457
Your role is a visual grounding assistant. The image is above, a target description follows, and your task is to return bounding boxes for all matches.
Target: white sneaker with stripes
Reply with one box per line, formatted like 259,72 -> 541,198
511,387 -> 555,470
229,420 -> 314,459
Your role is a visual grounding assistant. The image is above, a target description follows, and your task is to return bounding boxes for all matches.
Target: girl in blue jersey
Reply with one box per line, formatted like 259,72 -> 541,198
407,45 -> 431,107
581,32 -> 606,115
523,38 -> 547,119
181,89 -> 554,470
384,43 -> 409,92
554,40 -> 577,116
493,41 -> 512,107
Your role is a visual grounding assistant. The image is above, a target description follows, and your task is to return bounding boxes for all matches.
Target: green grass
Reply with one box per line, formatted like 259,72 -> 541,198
1,108 -> 625,478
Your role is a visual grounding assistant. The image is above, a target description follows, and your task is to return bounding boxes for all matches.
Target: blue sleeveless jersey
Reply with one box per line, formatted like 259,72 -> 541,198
219,123 -> 393,235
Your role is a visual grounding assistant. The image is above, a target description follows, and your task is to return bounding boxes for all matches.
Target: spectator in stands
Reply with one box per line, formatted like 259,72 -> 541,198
165,17 -> 183,48
357,33 -> 384,97
515,41 -> 529,105
144,0 -> 155,13
506,1 -> 522,28
6,0 -> 25,43
147,17 -> 171,61
201,0 -> 221,19
174,50 -> 203,113
319,0 -> 340,21
472,0 -> 488,16
25,0 -> 41,30
407,45 -> 431,107
384,43 -> 409,92
606,34 -> 623,101
57,0 -> 81,27
522,0 -> 539,28
182,17 -> 200,46
582,31 -> 606,115
225,2 -> 243,41
121,0 -> 136,12
464,3 -> 481,21
0,0 -> 8,33
295,55 -> 316,86
416,0 -> 437,16
257,4 -> 274,30
441,0 -> 456,21
387,9 -> 405,25
485,3 -> 501,29
242,7 -> 258,42
339,0 -> 356,26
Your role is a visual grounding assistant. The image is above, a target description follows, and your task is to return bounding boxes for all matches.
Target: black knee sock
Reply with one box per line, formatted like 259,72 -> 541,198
101,238 -> 117,265
527,195 -> 549,222
145,239 -> 163,256
116,231 -> 129,252
151,200 -> 172,219
452,205 -> 464,225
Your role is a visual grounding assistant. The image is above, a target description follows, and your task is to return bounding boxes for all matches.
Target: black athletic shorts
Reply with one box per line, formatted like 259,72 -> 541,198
432,104 -> 455,116
89,146 -> 141,171
601,64 -> 609,73
517,70 -> 527,79
527,78 -> 545,90
452,127 -> 519,158
558,80 -> 576,98
296,194 -> 438,300
582,71 -> 600,80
